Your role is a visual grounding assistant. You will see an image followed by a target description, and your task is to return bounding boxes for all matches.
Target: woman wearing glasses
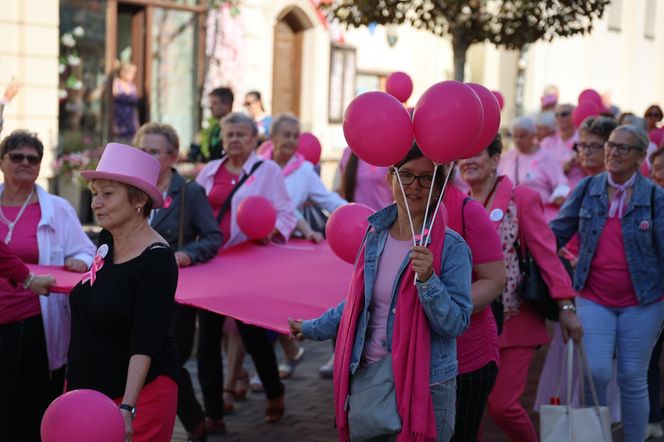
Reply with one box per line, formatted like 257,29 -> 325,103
644,104 -> 663,147
551,124 -> 664,442
0,130 -> 96,441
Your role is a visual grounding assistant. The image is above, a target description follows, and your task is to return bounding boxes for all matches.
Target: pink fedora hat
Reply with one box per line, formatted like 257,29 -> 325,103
81,143 -> 164,207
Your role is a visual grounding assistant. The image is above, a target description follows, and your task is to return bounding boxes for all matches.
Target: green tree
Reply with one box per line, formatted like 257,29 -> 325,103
326,0 -> 610,81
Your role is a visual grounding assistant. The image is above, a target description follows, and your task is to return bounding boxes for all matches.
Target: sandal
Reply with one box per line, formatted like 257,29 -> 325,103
186,418 -> 207,442
223,389 -> 236,413
279,346 -> 305,379
204,417 -> 227,435
265,394 -> 285,424
234,370 -> 249,399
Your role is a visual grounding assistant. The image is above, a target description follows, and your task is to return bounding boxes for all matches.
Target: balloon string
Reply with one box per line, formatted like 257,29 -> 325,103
393,166 -> 417,247
419,163 -> 439,246
425,161 -> 456,245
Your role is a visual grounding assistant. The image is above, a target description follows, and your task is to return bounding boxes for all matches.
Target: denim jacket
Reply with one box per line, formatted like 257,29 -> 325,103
550,172 -> 664,306
301,204 -> 473,384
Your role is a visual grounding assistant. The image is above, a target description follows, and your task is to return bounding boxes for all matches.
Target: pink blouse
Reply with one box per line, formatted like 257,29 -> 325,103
339,148 -> 393,211
208,166 -> 240,247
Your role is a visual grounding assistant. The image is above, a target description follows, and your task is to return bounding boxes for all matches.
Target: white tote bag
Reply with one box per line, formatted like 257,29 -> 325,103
540,340 -> 612,442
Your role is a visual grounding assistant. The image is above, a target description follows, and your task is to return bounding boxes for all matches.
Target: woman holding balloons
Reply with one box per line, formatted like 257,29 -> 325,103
195,112 -> 296,426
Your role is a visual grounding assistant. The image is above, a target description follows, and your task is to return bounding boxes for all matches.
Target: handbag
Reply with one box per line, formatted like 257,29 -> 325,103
540,340 -> 612,442
348,355 -> 402,441
516,242 -> 560,321
301,203 -> 329,236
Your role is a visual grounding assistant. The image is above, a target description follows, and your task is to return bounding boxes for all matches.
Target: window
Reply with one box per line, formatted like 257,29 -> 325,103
608,0 -> 622,32
328,45 -> 356,123
356,72 -> 387,96
645,0 -> 656,39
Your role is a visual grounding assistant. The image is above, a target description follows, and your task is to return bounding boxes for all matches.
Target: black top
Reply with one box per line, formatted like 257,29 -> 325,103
67,230 -> 179,398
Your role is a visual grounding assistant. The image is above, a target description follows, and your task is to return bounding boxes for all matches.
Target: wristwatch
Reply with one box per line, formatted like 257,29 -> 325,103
560,303 -> 576,313
119,403 -> 136,419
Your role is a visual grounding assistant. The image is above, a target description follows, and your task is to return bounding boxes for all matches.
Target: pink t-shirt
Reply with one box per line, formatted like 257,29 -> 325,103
580,217 -> 638,307
498,147 -> 569,204
361,233 -> 412,366
208,166 -> 240,247
0,203 -> 41,324
339,148 -> 393,211
540,131 -> 585,184
445,186 -> 503,374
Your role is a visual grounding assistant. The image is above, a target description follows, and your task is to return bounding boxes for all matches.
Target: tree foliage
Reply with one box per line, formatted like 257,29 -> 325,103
325,0 -> 611,80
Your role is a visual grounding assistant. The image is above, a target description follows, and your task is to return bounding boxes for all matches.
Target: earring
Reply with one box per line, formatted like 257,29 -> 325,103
136,207 -> 141,215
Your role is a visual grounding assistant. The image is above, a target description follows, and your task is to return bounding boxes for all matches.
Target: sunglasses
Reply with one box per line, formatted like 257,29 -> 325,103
555,111 -> 572,118
5,152 -> 41,165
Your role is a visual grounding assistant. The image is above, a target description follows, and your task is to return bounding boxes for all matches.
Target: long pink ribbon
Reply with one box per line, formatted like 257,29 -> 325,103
80,255 -> 104,286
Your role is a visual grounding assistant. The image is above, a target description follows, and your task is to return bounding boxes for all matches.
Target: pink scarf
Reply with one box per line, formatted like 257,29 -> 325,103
607,173 -> 636,219
333,212 -> 444,442
259,145 -> 305,177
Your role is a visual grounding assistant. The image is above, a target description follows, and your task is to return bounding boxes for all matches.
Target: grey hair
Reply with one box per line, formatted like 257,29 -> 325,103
535,111 -> 556,130
221,112 -> 258,136
619,114 -> 647,131
579,116 -> 618,141
612,124 -> 650,151
270,113 -> 300,139
512,116 -> 536,134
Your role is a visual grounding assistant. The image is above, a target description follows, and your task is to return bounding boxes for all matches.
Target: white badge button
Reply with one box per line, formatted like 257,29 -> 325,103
489,208 -> 504,222
97,244 -> 109,259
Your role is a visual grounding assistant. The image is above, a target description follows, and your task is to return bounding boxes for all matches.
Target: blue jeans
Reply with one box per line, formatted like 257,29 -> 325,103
577,297 -> 664,442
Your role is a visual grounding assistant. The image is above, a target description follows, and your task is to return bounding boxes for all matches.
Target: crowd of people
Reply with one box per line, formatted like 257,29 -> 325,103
0,81 -> 662,442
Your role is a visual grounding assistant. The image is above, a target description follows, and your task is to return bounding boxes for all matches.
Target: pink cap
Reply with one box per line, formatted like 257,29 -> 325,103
80,143 -> 164,208
541,94 -> 558,107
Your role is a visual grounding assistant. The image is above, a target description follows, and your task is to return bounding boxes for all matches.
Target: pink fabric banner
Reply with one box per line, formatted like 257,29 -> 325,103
28,240 -> 353,334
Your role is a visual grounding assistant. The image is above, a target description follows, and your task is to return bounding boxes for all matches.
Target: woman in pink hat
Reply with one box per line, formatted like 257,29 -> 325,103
0,130 -> 96,442
67,143 -> 180,442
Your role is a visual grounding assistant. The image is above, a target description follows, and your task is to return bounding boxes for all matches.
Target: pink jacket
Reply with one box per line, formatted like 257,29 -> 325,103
196,152 -> 297,249
489,176 -> 575,348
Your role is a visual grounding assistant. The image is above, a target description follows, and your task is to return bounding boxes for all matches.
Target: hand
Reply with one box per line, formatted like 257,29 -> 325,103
29,274 -> 56,295
288,317 -> 305,342
64,258 -> 88,273
304,230 -> 324,244
174,251 -> 192,267
3,79 -> 19,102
559,309 -> 584,343
410,245 -> 434,282
552,196 -> 566,207
119,408 -> 133,441
558,247 -> 578,269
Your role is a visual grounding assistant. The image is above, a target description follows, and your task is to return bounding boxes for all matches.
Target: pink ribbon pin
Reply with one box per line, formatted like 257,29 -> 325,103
163,196 -> 173,209
81,244 -> 107,286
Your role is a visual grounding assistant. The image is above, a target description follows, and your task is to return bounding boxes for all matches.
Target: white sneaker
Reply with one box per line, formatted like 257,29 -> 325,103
318,354 -> 334,379
646,422 -> 663,439
249,373 -> 263,393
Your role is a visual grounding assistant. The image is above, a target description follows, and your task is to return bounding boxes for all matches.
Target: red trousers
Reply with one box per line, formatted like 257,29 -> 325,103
487,346 -> 538,442
113,375 -> 178,442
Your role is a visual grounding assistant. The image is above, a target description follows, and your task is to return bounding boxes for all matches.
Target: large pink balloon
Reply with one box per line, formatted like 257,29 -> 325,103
41,389 -> 124,442
297,132 -> 322,165
326,203 -> 374,264
573,100 -> 600,128
492,90 -> 505,110
385,71 -> 414,103
464,83 -> 502,158
236,196 -> 277,239
578,89 -> 603,108
343,91 -> 413,167
413,81 -> 484,163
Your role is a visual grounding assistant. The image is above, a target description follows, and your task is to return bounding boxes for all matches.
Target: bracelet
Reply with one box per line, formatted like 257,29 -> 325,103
119,403 -> 136,419
560,303 -> 576,313
22,272 -> 35,289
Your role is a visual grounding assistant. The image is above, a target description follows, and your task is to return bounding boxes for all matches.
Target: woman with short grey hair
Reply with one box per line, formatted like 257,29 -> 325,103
551,124 -> 664,442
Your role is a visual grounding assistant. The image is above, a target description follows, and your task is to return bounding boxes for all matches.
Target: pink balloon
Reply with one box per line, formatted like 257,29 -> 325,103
297,132 -> 322,165
464,83 -> 502,158
413,81 -> 483,163
236,196 -> 277,239
385,71 -> 414,103
41,389 -> 124,442
573,100 -> 600,128
492,90 -> 505,110
578,89 -> 603,108
343,91 -> 413,167
326,203 -> 374,264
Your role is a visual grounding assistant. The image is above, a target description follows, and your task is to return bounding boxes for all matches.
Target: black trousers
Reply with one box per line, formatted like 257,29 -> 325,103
0,314 -> 65,442
172,303 -> 205,432
648,331 -> 664,423
196,310 -> 283,420
451,361 -> 499,442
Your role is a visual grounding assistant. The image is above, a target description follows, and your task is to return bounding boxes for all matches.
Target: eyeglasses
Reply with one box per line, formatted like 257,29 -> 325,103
555,110 -> 572,118
5,152 -> 40,165
397,171 -> 434,189
577,142 -> 604,153
605,141 -> 642,155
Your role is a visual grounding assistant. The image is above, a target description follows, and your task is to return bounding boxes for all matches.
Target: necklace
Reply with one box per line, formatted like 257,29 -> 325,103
0,187 -> 36,244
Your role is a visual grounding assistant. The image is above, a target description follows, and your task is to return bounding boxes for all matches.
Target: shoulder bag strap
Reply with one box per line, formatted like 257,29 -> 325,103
461,196 -> 471,237
177,181 -> 190,250
215,161 -> 264,224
